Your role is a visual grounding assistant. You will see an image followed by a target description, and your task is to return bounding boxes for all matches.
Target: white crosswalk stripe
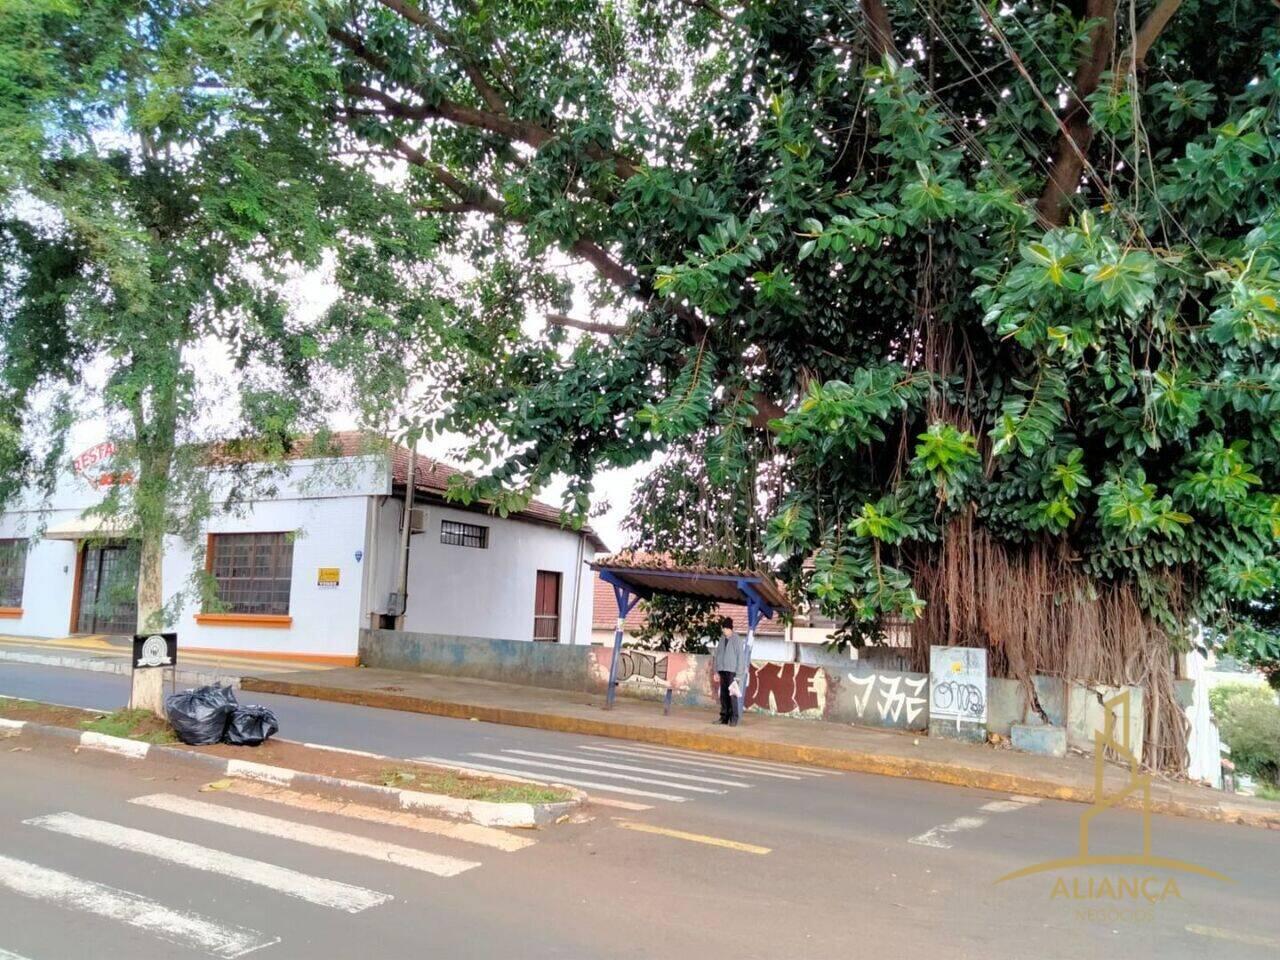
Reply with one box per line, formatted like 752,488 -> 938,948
222,781 -> 536,851
413,755 -> 689,802
589,742 -> 831,777
499,750 -> 752,788
576,744 -> 810,780
0,853 -> 279,959
0,948 -> 35,960
130,794 -> 481,877
25,812 -> 393,913
466,752 -> 727,794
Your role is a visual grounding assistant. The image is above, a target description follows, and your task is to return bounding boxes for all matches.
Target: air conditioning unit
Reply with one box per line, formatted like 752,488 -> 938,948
407,507 -> 427,533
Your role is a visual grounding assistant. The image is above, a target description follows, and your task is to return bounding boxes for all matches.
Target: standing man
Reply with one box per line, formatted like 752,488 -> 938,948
713,615 -> 745,725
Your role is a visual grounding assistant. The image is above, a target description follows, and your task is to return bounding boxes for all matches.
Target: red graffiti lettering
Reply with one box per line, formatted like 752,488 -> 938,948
745,663 -> 820,713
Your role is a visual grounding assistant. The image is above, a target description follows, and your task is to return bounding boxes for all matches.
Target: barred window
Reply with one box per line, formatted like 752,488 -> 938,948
207,532 -> 293,615
0,539 -> 27,608
441,519 -> 488,549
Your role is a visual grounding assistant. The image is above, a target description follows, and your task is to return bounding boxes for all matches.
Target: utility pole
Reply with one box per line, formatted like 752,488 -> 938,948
393,441 -> 417,630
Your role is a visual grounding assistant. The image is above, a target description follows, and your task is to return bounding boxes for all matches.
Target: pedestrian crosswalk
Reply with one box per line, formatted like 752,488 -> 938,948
0,778 -> 538,958
413,741 -> 837,809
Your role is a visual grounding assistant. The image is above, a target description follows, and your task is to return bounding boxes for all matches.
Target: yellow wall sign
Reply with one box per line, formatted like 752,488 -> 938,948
316,567 -> 340,587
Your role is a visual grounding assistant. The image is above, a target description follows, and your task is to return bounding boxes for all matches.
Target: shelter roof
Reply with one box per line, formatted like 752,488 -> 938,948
590,552 -> 791,615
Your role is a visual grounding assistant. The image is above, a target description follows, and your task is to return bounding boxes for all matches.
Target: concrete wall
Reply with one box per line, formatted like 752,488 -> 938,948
360,629 -> 1147,753
401,503 -> 594,645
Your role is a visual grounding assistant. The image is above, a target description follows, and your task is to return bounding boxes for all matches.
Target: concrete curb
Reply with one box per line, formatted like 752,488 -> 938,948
0,649 -> 241,688
240,677 -> 1280,832
0,718 -> 583,828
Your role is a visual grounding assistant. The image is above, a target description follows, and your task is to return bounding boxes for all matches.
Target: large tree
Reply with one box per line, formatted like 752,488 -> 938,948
0,0 -> 429,709
234,0 -> 1278,767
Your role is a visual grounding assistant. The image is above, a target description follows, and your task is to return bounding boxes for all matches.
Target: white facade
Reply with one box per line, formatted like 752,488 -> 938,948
0,450 -> 598,663
402,503 -> 593,646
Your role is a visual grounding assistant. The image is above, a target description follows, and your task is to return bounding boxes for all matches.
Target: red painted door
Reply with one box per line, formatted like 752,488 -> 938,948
533,570 -> 561,642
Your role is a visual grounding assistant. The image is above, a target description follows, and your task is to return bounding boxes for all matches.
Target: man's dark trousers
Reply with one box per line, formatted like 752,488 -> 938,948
718,670 -> 737,724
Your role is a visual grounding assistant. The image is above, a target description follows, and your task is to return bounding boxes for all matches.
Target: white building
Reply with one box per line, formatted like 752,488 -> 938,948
0,433 -> 603,664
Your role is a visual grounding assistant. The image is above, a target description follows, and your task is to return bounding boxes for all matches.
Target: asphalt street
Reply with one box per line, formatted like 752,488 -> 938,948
1,661 -> 1278,960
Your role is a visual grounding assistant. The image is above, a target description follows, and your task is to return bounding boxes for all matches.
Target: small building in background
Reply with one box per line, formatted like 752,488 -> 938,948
0,433 -> 603,665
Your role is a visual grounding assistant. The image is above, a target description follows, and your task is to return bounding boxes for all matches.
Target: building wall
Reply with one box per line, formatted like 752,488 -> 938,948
401,503 -> 594,645
0,456 -> 391,662
168,495 -> 372,661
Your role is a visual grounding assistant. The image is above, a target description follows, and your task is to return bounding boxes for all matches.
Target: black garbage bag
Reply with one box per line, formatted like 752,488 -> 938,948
223,705 -> 279,746
164,684 -> 238,745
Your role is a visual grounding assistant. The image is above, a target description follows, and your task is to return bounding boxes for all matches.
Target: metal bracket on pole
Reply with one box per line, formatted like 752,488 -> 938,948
600,571 -> 642,710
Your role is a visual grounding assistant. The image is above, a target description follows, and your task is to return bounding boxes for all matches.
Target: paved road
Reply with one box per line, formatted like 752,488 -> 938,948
2,661 -> 1279,959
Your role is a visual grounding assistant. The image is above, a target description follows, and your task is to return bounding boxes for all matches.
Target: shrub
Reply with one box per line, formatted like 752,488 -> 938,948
1217,690 -> 1280,786
1209,683 -> 1273,721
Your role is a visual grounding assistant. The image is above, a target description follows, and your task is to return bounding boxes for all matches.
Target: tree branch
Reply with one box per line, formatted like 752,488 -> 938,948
545,313 -> 628,335
1035,0 -> 1117,226
861,0 -> 898,60
1131,0 -> 1183,68
330,23 -> 640,182
373,0 -> 510,114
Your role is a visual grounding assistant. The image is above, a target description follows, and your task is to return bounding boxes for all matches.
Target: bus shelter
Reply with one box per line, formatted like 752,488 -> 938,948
590,556 -> 791,712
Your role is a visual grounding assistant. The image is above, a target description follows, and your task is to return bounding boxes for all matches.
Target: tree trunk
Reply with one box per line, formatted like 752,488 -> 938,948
129,524 -> 167,716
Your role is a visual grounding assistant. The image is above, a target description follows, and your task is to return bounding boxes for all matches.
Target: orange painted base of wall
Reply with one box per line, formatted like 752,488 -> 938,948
179,646 -> 359,667
0,607 -> 23,619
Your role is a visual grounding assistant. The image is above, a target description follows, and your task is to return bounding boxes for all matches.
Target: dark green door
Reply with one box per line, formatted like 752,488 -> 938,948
75,543 -> 138,636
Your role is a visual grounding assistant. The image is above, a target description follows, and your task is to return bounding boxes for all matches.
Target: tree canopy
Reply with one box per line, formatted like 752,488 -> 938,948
6,0 -> 1280,764
0,0 -> 430,629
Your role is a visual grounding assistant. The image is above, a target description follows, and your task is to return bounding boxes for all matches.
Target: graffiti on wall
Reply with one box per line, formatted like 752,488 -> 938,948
588,647 -> 705,703
616,650 -> 670,685
743,663 -> 827,716
845,673 -> 928,727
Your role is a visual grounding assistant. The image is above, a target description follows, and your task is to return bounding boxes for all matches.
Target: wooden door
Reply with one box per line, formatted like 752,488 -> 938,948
533,570 -> 561,642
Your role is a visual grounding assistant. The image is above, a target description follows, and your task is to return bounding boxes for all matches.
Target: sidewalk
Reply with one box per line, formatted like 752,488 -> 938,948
240,664 -> 1280,831
0,634 -> 329,684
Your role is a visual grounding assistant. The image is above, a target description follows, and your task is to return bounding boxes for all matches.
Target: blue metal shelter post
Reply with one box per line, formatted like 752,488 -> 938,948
734,580 -> 776,724
600,570 -> 642,710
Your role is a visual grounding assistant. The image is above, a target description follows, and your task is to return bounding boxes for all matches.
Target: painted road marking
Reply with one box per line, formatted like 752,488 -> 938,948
584,796 -> 653,811
615,743 -> 832,776
500,750 -> 752,788
466,752 -> 727,794
980,799 -> 1034,813
26,812 -> 392,913
615,821 -> 772,855
131,794 -> 480,877
1186,924 -> 1280,949
909,816 -> 988,849
577,744 -> 808,780
0,853 -> 278,959
0,949 -> 35,960
414,756 -> 688,802
223,781 -> 536,851
581,742 -> 828,777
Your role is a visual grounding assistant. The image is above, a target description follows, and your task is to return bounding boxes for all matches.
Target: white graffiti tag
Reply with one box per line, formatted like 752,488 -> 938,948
847,673 -> 927,726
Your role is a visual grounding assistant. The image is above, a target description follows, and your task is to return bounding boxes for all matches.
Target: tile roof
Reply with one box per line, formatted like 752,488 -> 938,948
214,430 -> 607,551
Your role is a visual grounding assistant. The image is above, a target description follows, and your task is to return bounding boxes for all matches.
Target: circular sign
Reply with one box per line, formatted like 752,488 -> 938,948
139,635 -> 171,667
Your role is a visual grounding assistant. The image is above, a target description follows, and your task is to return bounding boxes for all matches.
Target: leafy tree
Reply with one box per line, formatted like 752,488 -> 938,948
0,0 -> 427,708
618,443 -> 770,652
1214,684 -> 1280,786
231,0 -> 1278,768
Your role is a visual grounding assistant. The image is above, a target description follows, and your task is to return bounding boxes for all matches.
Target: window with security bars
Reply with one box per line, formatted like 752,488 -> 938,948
0,539 -> 27,608
206,532 -> 293,615
440,519 -> 488,549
